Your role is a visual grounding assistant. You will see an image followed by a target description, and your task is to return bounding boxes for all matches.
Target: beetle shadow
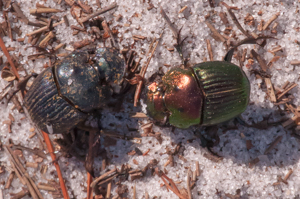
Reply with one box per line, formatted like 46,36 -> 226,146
164,103 -> 300,169
82,102 -> 300,173
58,96 -> 300,187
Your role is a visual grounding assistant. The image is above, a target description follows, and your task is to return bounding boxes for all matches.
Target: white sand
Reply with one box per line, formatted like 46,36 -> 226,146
1,0 -> 300,198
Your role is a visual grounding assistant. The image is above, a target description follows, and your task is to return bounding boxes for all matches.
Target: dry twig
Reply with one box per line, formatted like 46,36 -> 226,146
264,136 -> 283,155
79,3 -> 118,23
134,32 -> 163,106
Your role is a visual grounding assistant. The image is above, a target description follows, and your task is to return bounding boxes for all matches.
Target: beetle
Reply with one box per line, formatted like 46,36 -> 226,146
24,47 -> 127,134
146,60 -> 250,129
145,8 -> 269,129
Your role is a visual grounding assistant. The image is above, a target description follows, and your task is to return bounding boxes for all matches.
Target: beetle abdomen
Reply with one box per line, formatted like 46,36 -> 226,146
192,61 -> 250,126
24,67 -> 86,134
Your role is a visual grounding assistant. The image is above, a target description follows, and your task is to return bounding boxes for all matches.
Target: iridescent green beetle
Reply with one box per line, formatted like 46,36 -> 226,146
145,8 -> 268,129
146,60 -> 250,128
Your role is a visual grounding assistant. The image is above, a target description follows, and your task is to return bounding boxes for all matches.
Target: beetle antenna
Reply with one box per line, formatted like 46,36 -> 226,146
160,7 -> 187,67
224,36 -> 275,62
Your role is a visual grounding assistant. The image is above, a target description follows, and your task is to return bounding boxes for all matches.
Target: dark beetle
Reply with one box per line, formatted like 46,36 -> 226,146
24,47 -> 126,134
146,60 -> 250,129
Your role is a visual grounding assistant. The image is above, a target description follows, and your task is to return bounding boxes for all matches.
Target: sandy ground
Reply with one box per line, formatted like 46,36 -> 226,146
1,0 -> 300,198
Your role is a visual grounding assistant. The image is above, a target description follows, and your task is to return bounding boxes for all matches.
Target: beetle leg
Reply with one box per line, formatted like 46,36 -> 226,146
195,126 -> 221,156
146,69 -> 165,85
85,131 -> 96,177
55,131 -> 87,162
234,115 -> 248,126
76,123 -> 102,176
6,73 -> 38,103
235,115 -> 277,130
197,133 -> 222,157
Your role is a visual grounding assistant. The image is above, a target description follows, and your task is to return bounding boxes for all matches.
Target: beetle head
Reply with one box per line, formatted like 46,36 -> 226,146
145,79 -> 170,126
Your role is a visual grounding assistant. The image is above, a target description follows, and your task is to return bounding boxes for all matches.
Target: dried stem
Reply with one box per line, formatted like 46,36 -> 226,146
134,32 -> 163,106
133,183 -> 136,199
79,3 -> 118,23
39,31 -> 55,48
283,169 -> 293,183
30,8 -> 62,14
11,188 -> 29,199
87,172 -> 93,199
4,146 -> 42,199
90,168 -> 117,188
5,171 -> 15,189
263,13 -> 280,30
26,20 -> 64,36
0,37 -> 19,79
106,182 -> 112,198
43,132 -> 70,199
290,60 -> 300,65
37,184 -> 57,192
277,83 -> 298,100
206,39 -> 213,61
221,2 -> 252,38
102,20 -> 116,47
187,168 -> 192,199
1,9 -> 69,199
12,2 -> 29,24
265,78 -> 277,103
161,172 -> 185,199
196,161 -> 200,176
264,136 -> 283,155
205,21 -> 226,42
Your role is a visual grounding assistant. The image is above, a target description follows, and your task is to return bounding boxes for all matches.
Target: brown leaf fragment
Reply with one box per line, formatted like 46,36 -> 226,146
10,188 -> 29,199
250,49 -> 268,72
1,66 -> 16,81
12,3 -> 29,24
77,0 -> 93,14
72,39 -> 91,49
219,12 -> 229,25
265,78 -> 277,103
65,0 -> 75,6
244,13 -> 255,26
